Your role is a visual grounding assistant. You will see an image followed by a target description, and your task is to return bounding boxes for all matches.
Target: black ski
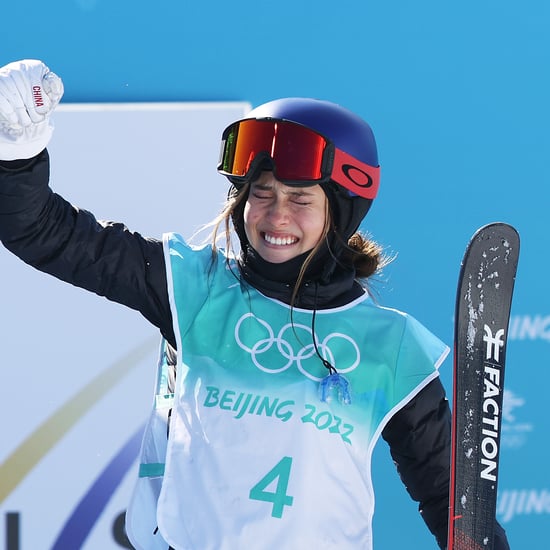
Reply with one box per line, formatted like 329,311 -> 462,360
448,223 -> 520,550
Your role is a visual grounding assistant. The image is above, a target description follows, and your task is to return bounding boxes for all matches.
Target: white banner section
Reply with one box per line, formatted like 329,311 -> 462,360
0,101 -> 250,550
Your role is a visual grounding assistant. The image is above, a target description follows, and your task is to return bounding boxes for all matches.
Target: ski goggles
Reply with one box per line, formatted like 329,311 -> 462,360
217,118 -> 380,199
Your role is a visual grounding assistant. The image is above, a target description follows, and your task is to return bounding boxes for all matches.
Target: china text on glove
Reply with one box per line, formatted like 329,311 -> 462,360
0,59 -> 64,161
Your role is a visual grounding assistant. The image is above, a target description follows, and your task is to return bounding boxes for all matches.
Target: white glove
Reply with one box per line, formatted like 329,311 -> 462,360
0,59 -> 64,160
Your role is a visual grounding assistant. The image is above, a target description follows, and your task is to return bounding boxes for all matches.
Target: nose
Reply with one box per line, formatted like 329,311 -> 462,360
266,196 -> 289,225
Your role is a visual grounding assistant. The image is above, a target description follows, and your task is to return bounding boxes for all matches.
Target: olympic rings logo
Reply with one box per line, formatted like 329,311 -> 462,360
234,312 -> 361,382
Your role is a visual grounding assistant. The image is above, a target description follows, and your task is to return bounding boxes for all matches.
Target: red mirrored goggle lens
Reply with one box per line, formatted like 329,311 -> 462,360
218,119 -> 328,182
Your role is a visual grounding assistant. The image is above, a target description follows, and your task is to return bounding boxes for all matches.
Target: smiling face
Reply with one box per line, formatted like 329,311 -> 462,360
243,172 -> 328,264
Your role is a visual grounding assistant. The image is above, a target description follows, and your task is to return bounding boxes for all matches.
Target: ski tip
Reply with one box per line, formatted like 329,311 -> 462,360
473,221 -> 520,241
467,222 -> 521,259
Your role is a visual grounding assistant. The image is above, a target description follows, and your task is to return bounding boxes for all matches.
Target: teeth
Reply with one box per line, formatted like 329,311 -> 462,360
264,234 -> 297,246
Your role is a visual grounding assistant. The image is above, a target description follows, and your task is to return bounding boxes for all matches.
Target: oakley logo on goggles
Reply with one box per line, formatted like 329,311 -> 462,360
218,118 -> 380,200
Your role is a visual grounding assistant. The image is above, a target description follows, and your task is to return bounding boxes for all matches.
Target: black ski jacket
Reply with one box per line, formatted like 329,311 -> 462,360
0,150 -> 509,550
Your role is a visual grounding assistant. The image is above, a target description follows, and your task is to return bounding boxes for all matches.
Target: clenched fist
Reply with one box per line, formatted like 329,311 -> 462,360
0,59 -> 64,160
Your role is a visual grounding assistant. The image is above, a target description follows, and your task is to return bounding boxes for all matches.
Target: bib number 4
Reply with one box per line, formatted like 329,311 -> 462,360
249,456 -> 294,518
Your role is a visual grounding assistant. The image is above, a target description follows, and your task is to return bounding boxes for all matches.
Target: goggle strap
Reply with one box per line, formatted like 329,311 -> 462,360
331,147 -> 380,200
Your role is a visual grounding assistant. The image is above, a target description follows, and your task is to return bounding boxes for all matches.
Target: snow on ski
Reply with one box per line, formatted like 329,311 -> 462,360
448,223 -> 520,550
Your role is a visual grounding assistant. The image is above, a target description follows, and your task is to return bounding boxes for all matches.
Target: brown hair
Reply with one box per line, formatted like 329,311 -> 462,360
342,232 -> 391,279
206,182 -> 249,259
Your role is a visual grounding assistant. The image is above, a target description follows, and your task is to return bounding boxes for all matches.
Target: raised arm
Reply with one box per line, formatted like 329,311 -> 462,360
0,60 -> 176,347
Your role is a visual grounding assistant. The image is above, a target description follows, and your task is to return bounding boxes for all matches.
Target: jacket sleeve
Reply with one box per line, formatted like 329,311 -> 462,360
0,149 -> 176,348
382,378 -> 510,550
